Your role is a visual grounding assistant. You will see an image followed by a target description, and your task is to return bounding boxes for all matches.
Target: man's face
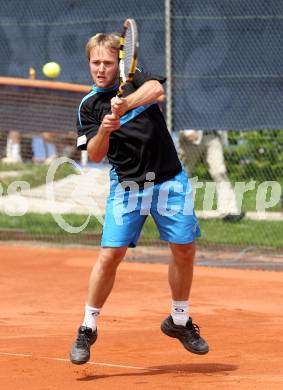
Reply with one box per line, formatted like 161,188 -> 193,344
89,46 -> 119,88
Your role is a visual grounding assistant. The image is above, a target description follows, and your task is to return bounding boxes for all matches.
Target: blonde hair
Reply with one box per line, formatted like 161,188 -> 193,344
85,33 -> 120,60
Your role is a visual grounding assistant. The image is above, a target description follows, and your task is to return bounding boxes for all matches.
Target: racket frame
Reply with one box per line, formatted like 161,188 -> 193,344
117,18 -> 139,97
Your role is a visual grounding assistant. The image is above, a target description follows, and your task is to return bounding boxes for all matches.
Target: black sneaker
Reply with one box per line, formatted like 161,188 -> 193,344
69,326 -> 97,365
222,212 -> 245,222
161,315 -> 209,355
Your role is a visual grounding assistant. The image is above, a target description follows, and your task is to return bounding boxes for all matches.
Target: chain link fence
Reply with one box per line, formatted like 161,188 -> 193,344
0,0 -> 282,250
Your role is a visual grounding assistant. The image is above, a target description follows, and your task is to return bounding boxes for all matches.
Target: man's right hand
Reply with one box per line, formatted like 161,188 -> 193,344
100,113 -> 121,134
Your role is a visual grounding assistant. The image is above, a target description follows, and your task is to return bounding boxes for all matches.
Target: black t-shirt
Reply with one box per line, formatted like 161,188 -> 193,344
77,69 -> 182,185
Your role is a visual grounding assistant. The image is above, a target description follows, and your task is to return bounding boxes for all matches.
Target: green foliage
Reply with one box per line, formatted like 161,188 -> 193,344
225,129 -> 283,181
191,130 -> 283,182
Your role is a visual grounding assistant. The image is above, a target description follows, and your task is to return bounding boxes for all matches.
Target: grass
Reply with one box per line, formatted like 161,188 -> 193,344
193,180 -> 283,212
0,212 -> 102,235
143,217 -> 283,248
198,219 -> 283,248
0,163 -> 28,172
0,213 -> 282,248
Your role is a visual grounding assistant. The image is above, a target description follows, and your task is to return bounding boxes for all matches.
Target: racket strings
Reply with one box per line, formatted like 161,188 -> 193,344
117,19 -> 138,96
124,27 -> 135,75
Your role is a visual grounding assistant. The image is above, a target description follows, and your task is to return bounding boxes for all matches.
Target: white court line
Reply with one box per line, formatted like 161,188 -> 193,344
0,351 -> 161,372
0,352 -> 32,358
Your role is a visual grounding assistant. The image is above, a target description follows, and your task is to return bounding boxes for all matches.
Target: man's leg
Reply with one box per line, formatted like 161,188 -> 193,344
160,241 -> 209,355
70,246 -> 127,365
2,130 -> 22,163
87,246 -> 128,308
168,242 -> 195,327
205,135 -> 244,220
178,131 -> 204,176
168,242 -> 195,301
69,163 -> 147,365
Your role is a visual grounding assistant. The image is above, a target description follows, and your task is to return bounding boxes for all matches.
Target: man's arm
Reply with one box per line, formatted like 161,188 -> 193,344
111,80 -> 165,117
87,113 -> 120,163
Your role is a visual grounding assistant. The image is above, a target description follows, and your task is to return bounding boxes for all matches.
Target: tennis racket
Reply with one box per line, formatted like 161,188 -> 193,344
117,18 -> 139,97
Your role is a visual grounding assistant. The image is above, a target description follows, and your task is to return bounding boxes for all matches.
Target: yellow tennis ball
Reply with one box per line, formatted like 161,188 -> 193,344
42,62 -> 61,78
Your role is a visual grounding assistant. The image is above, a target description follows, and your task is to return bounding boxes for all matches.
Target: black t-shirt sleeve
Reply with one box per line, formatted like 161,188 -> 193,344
76,102 -> 100,151
132,67 -> 166,89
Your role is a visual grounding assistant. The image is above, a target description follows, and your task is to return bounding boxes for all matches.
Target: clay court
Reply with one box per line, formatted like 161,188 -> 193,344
0,244 -> 282,389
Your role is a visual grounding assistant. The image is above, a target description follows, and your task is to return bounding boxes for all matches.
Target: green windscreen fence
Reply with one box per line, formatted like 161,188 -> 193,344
0,0 -> 282,250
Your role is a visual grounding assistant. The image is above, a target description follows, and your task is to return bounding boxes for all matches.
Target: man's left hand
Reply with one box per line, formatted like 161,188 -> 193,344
111,97 -> 129,117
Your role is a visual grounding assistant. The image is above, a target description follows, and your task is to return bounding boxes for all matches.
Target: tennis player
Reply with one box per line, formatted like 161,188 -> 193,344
70,33 -> 209,364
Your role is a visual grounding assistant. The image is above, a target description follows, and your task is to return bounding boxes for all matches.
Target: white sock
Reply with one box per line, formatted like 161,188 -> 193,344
171,300 -> 189,326
11,143 -> 21,161
6,138 -> 12,158
6,138 -> 22,162
82,304 -> 100,331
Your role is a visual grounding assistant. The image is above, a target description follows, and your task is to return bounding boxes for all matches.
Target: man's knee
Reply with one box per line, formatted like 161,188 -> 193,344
97,247 -> 126,272
170,242 -> 196,264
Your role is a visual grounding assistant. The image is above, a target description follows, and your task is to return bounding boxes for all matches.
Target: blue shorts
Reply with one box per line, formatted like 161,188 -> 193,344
101,168 -> 201,247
